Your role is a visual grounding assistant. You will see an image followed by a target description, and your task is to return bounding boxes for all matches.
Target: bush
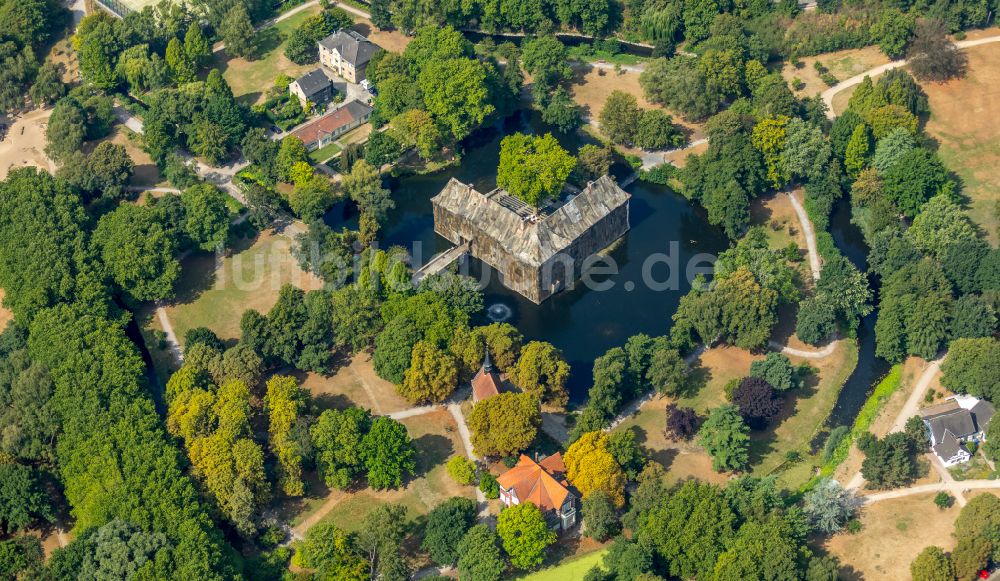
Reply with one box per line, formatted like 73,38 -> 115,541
934,491 -> 954,509
446,456 -> 476,485
479,473 -> 499,499
820,72 -> 839,86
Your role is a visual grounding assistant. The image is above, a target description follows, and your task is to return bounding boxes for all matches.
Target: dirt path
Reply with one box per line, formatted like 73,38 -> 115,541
863,478 -> 1000,504
213,1 -> 371,54
821,34 -> 1000,117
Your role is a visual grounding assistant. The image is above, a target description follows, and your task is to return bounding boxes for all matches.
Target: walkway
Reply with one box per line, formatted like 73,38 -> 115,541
863,478 -> 1000,504
410,242 -> 470,285
820,34 -> 1000,118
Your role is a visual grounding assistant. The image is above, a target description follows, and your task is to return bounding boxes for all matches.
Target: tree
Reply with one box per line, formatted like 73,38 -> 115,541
731,376 -> 782,429
360,416 -> 416,489
698,404 -> 750,472
419,57 -> 495,141
165,37 -> 195,83
77,519 -> 171,580
0,464 -> 53,533
952,536 -> 992,581
576,144 -> 614,181
844,124 -> 871,177
300,522 -> 367,579
665,404 -> 699,440
496,133 -> 576,209
184,24 -> 211,68
564,431 -> 627,507
345,160 -> 395,223
400,340 -> 458,403
954,494 -> 1000,562
220,4 -> 256,59
934,491 -> 954,509
181,184 -> 230,251
92,204 -> 178,303
910,546 -> 954,581
599,90 -> 643,145
45,97 -> 87,162
873,127 -> 915,173
635,109 -> 684,150
467,392 -> 540,457
370,0 -> 391,29
446,455 -> 476,485
521,36 -> 571,93
509,341 -> 570,406
749,352 -> 798,391
356,504 -> 409,581
364,130 -> 403,168
882,148 -> 949,217
421,497 -> 476,566
907,194 -> 978,258
496,502 -> 556,570
908,19 -> 967,82
265,375 -> 307,496
751,115 -> 790,189
29,61 -> 65,106
803,478 -> 861,534
311,407 -> 372,489
873,8 -> 914,59
713,518 -> 805,580
984,416 -> 1000,463
0,536 -> 43,579
858,431 -> 919,489
391,109 -> 443,160
457,524 -> 505,581
940,338 -> 1000,402
58,142 -> 135,199
636,479 -> 737,580
582,491 -> 620,541
541,87 -> 581,133
276,136 -> 310,182
782,118 -> 831,182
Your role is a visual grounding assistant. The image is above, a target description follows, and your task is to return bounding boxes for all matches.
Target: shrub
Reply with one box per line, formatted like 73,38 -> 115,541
446,456 -> 476,485
934,491 -> 954,510
479,473 -> 499,499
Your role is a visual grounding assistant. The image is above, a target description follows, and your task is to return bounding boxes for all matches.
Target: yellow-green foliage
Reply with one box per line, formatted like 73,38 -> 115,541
265,375 -> 307,496
564,431 -> 627,508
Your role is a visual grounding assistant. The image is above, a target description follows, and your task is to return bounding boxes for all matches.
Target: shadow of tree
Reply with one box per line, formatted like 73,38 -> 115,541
413,433 -> 454,477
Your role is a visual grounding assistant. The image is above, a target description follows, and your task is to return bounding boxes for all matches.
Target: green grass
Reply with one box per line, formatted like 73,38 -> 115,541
308,141 -> 342,164
518,549 -> 608,580
804,364 -> 904,491
211,5 -> 326,101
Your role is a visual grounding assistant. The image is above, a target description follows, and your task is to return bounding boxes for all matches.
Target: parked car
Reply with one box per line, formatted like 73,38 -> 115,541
270,125 -> 282,135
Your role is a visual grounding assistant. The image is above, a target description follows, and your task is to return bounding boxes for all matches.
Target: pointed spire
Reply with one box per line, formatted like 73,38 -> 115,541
482,347 -> 494,373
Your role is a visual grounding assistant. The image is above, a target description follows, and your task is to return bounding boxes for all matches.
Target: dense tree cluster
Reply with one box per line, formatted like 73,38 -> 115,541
0,0 -> 68,114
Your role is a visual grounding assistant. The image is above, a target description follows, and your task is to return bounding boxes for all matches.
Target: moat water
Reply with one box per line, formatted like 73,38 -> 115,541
327,110 -> 882,413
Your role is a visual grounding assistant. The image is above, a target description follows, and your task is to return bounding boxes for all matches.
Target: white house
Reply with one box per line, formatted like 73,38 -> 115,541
921,395 -> 995,467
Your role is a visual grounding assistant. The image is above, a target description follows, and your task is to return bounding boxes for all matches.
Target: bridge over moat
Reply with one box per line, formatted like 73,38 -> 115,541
411,241 -> 472,286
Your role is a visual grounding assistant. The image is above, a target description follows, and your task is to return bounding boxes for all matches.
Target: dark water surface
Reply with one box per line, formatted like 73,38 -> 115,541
329,112 -> 729,401
827,198 -> 891,427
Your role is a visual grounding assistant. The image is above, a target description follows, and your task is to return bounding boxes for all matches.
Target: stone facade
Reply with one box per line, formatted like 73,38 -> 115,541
431,175 -> 630,303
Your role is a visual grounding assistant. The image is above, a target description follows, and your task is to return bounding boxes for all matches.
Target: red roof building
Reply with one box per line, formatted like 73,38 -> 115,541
290,100 -> 372,151
471,349 -> 501,403
496,453 -> 577,531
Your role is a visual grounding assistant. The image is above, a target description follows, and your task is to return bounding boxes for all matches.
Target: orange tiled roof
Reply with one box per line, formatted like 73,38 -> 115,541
497,454 -> 572,513
471,367 -> 501,402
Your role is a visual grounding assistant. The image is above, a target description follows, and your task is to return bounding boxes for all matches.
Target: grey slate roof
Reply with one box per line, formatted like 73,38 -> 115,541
341,99 -> 373,119
292,69 -> 331,98
319,30 -> 379,67
932,431 -> 967,462
925,409 -> 977,443
971,400 -> 995,432
431,175 -> 630,267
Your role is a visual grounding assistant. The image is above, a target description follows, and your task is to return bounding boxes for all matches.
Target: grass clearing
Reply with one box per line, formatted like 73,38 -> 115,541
307,141 -> 341,163
210,6 -> 326,103
822,493 -> 961,581
922,42 -> 1000,243
294,409 -> 476,531
782,46 -> 889,98
518,548 -> 609,581
159,228 -> 324,347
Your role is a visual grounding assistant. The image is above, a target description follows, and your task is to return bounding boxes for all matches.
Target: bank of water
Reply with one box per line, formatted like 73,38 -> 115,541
329,111 -> 729,401
826,198 -> 891,427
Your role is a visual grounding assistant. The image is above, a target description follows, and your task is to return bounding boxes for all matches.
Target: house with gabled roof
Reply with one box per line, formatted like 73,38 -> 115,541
289,68 -> 334,108
497,453 -> 577,531
921,394 -> 995,466
318,30 -> 380,83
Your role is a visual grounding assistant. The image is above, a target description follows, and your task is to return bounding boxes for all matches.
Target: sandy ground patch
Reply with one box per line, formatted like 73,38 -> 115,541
0,108 -> 55,180
782,46 -> 890,98
351,21 -> 412,54
0,290 -> 12,334
299,352 -> 412,415
567,67 -> 705,140
922,41 -> 1000,243
663,140 -> 708,167
823,493 -> 960,581
45,37 -> 80,85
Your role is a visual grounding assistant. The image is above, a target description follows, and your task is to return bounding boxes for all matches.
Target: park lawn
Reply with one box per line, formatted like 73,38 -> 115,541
307,141 -> 341,164
781,45 -> 889,98
922,41 -> 1000,244
210,5 -> 326,103
161,228 -> 324,347
299,410 -> 476,531
518,548 -> 609,581
298,352 -> 413,415
755,340 -> 858,488
822,493 -> 961,581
